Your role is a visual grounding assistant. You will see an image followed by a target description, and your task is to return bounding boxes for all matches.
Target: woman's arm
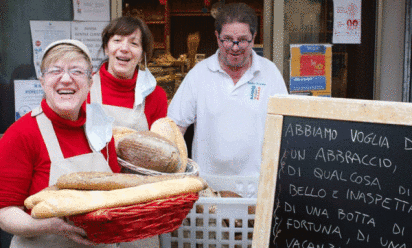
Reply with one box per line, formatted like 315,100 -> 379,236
0,206 -> 95,246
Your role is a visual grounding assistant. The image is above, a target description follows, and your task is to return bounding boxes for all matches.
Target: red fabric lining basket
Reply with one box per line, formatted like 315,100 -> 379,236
69,192 -> 199,244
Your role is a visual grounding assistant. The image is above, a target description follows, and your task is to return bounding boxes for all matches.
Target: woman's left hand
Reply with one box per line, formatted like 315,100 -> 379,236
0,206 -> 97,246
49,217 -> 97,246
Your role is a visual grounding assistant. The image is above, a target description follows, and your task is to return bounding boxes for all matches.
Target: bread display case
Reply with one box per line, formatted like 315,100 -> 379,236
148,53 -> 188,101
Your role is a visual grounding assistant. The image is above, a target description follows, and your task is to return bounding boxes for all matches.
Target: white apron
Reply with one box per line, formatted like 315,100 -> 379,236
10,107 -> 115,248
91,74 -> 160,248
90,73 -> 149,131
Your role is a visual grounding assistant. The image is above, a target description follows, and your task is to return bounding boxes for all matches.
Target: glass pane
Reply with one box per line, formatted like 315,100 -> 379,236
283,0 -> 373,99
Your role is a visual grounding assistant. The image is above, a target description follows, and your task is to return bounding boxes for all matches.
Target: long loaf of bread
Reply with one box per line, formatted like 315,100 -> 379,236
55,172 -> 190,190
150,117 -> 188,173
25,177 -> 207,219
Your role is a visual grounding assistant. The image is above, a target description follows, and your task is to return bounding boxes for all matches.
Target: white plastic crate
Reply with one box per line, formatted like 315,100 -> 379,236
160,175 -> 258,248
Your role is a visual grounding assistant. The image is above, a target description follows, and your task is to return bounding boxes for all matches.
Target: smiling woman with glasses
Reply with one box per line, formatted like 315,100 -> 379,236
0,39 -> 120,248
39,42 -> 95,121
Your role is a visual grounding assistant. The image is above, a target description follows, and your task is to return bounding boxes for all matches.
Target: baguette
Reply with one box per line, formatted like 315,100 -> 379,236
56,171 -> 190,190
25,188 -> 70,209
117,131 -> 183,173
150,117 -> 188,173
25,177 -> 207,219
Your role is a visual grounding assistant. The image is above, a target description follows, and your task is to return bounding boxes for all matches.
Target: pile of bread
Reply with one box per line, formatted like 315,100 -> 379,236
24,117 -> 207,219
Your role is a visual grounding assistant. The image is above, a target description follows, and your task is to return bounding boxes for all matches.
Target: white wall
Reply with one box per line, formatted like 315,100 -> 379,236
379,0 -> 405,101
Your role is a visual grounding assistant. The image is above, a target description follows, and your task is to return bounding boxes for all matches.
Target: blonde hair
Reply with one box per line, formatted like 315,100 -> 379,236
41,44 -> 93,73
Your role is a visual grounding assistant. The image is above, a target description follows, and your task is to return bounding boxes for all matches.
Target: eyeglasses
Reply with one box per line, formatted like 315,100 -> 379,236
42,67 -> 91,79
219,37 -> 253,49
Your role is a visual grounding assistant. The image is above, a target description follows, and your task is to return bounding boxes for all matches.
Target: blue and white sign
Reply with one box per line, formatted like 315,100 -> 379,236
14,80 -> 44,120
290,76 -> 326,92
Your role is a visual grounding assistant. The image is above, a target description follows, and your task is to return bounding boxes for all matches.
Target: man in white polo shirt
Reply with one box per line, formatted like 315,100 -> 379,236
168,3 -> 288,179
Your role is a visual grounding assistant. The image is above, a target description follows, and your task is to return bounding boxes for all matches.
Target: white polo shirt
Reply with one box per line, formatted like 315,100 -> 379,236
168,50 -> 288,177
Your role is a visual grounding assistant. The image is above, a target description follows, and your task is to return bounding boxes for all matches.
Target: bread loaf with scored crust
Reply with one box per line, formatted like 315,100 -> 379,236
117,131 -> 183,173
25,177 -> 208,218
150,117 -> 188,173
112,126 -> 137,148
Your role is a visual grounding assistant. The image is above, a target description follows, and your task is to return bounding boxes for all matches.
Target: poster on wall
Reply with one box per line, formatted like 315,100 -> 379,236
14,80 -> 44,121
30,21 -> 71,79
73,0 -> 110,22
72,21 -> 109,71
30,20 -> 108,77
290,44 -> 332,97
332,0 -> 361,44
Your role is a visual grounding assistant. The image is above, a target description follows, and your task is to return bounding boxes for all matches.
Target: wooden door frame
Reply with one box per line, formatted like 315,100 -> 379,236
263,0 -> 284,73
403,0 -> 412,102
374,0 -> 384,100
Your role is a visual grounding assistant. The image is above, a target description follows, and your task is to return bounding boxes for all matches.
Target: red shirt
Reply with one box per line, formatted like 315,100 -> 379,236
87,63 -> 168,129
0,99 -> 120,209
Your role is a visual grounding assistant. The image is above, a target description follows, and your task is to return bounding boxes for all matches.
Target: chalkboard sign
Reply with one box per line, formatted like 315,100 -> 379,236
253,95 -> 412,248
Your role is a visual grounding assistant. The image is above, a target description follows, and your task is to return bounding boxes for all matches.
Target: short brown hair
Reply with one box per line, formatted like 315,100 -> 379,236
215,3 -> 258,36
102,16 -> 154,61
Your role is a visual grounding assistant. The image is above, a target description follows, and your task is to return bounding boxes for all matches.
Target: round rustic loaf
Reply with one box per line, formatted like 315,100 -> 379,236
117,131 -> 183,173
112,126 -> 137,148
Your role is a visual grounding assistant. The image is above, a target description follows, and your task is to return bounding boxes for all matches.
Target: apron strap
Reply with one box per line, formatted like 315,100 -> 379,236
31,105 -> 43,117
35,109 -> 64,163
91,73 -> 103,104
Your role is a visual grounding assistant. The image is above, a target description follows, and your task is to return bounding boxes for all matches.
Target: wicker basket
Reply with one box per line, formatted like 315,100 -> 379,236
118,157 -> 199,176
69,192 -> 199,244
67,158 -> 202,243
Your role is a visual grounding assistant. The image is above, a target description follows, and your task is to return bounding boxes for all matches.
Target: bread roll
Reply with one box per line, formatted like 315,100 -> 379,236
56,171 -> 190,190
117,131 -> 182,173
219,191 -> 242,198
199,187 -> 220,198
25,177 -> 208,219
151,117 -> 188,173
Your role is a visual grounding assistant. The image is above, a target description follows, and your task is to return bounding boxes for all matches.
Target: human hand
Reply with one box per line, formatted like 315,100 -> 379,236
0,206 -> 96,246
48,217 -> 97,246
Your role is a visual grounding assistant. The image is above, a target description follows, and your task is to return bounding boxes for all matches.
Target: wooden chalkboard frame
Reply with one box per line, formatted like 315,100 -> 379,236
252,95 -> 412,248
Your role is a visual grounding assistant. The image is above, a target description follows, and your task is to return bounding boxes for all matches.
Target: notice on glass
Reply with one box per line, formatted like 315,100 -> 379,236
14,80 -> 44,121
332,0 -> 361,44
290,44 -> 332,97
72,21 -> 109,71
73,0 -> 110,22
30,21 -> 71,79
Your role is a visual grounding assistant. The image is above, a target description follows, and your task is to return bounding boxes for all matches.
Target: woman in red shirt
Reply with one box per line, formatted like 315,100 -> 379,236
88,15 -> 167,248
89,16 -> 168,131
0,40 -> 119,248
